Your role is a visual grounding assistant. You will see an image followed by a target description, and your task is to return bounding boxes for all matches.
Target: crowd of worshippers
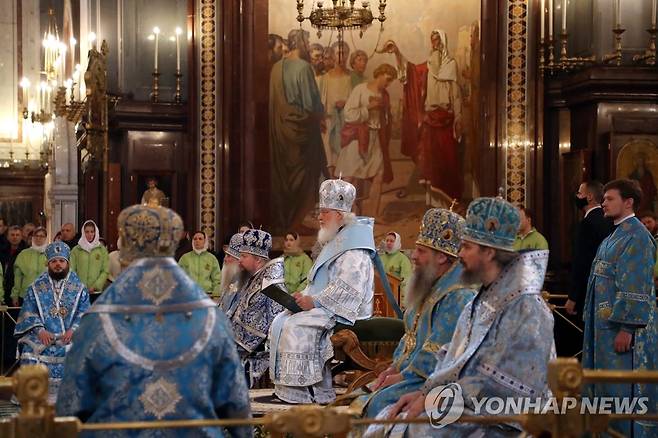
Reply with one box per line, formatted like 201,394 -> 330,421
2,176 -> 657,438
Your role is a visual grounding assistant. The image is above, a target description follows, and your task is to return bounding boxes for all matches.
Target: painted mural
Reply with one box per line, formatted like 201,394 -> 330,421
268,0 -> 481,247
617,139 -> 658,215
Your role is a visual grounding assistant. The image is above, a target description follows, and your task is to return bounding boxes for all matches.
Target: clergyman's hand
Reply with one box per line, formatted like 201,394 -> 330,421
294,294 -> 315,311
370,366 -> 396,391
564,299 -> 577,315
61,329 -> 74,344
614,330 -> 633,353
387,390 -> 423,419
38,330 -> 55,346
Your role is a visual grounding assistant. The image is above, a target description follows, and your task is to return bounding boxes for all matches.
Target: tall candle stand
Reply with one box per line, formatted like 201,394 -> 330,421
555,32 -> 596,72
603,26 -> 625,65
633,25 -> 657,66
150,70 -> 161,103
174,71 -> 183,104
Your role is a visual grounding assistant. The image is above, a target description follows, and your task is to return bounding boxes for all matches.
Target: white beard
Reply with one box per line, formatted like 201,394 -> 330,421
404,263 -> 438,309
317,222 -> 340,245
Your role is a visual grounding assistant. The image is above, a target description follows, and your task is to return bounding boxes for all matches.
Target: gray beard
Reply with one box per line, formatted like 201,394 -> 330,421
404,263 -> 439,309
221,263 -> 242,293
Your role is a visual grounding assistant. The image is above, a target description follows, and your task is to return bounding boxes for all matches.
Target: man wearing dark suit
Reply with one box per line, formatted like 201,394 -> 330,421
565,181 -> 614,317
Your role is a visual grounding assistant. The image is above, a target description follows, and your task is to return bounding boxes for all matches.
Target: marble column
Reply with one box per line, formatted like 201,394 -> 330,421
46,117 -> 78,237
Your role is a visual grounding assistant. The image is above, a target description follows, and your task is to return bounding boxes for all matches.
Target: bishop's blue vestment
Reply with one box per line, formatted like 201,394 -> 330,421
361,262 -> 476,417
14,271 -> 89,401
365,250 -> 556,438
55,257 -> 252,438
583,216 -> 658,438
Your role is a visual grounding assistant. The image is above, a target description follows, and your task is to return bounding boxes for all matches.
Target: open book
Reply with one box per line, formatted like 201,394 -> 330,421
260,284 -> 303,313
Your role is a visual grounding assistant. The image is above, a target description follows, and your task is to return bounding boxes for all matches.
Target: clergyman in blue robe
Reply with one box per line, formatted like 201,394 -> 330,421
583,179 -> 658,438
56,204 -> 252,438
359,208 -> 476,417
14,241 -> 89,403
364,197 -> 556,438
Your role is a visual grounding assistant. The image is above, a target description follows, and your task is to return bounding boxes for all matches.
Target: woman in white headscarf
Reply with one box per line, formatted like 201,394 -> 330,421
178,231 -> 222,298
11,226 -> 48,306
379,231 -> 412,306
70,220 -> 109,295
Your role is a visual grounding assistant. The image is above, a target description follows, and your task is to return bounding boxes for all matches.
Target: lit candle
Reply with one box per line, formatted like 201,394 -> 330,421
175,27 -> 182,72
540,0 -> 545,39
652,0 -> 656,27
70,37 -> 77,72
153,27 -> 160,71
548,0 -> 554,39
89,32 -> 97,49
562,0 -> 567,32
20,77 -> 30,109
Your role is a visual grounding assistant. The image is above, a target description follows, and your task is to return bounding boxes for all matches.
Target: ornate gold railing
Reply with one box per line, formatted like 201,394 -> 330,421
1,358 -> 658,437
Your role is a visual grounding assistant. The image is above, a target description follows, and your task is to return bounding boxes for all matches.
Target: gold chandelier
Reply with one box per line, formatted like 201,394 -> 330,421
296,0 -> 387,38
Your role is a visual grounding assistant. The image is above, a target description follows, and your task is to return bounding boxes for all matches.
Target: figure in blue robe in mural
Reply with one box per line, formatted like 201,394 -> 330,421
14,241 -> 89,403
357,208 -> 476,417
56,204 -> 252,438
583,179 -> 658,438
364,197 -> 556,438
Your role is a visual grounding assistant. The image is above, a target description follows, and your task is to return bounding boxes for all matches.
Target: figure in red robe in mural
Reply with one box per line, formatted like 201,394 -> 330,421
381,30 -> 463,201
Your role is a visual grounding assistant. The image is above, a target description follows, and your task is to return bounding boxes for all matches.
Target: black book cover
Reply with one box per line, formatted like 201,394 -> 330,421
261,284 -> 303,313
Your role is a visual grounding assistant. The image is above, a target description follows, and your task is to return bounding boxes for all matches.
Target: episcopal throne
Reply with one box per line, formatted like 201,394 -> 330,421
330,271 -> 405,394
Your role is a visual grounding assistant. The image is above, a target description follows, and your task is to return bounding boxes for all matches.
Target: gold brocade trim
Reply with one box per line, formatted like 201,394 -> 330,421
505,0 -> 528,205
199,0 -> 217,244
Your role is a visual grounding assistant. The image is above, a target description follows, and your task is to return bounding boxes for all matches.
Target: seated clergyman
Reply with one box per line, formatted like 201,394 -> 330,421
269,178 -> 375,405
359,208 -> 476,418
56,204 -> 252,437
14,242 -> 90,403
365,196 -> 555,438
229,228 -> 285,387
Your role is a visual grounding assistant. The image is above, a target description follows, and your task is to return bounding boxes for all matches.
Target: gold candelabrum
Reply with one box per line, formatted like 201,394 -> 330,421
603,25 -> 626,65
53,86 -> 88,122
150,70 -> 161,103
541,32 -> 595,75
296,0 -> 387,39
174,71 -> 182,104
633,25 -> 657,66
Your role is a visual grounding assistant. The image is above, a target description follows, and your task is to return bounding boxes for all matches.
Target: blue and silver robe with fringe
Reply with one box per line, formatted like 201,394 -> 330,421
583,216 -> 658,438
14,271 -> 89,401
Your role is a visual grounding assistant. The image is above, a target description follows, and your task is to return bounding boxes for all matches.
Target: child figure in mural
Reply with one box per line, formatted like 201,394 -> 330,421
335,63 -> 397,214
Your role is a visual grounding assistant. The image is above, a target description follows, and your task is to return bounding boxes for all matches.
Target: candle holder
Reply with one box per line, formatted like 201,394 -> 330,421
539,37 -> 546,74
603,26 -> 625,65
633,25 -> 657,66
24,150 -> 30,169
54,87 -> 68,117
174,71 -> 183,104
548,32 -> 596,72
547,37 -> 556,71
150,70 -> 161,103
8,150 -> 14,168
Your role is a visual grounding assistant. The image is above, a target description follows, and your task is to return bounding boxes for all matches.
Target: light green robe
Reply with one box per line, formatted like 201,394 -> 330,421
178,250 -> 222,297
11,248 -> 47,300
380,250 -> 412,304
513,228 -> 549,251
283,252 -> 313,294
70,246 -> 110,292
